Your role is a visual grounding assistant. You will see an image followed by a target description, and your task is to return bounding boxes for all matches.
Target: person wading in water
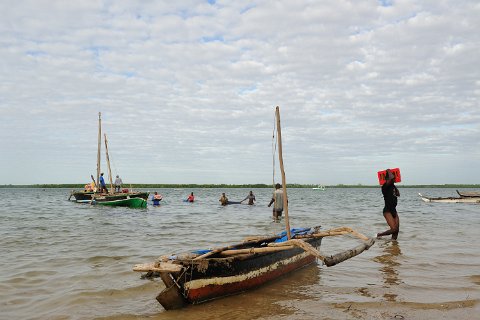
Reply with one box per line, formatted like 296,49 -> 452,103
377,169 -> 400,239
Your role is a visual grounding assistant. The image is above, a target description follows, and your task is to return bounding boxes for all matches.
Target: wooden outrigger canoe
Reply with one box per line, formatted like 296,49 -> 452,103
133,107 -> 375,310
419,193 -> 480,203
134,227 -> 374,310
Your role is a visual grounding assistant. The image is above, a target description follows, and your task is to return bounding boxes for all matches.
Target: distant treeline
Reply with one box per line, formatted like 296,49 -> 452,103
2,183 -> 480,189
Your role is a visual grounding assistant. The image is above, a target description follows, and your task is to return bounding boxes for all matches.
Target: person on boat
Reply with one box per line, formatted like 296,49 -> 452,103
152,192 -> 162,206
241,191 -> 256,205
377,169 -> 400,240
268,183 -> 284,219
114,175 -> 123,193
99,173 -> 108,193
219,193 -> 229,206
187,192 -> 195,202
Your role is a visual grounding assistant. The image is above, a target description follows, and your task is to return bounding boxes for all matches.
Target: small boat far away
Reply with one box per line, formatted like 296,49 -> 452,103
418,193 -> 480,203
456,190 -> 480,198
312,185 -> 326,190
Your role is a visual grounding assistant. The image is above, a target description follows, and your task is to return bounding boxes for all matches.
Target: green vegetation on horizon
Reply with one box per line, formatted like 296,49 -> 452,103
2,183 -> 480,189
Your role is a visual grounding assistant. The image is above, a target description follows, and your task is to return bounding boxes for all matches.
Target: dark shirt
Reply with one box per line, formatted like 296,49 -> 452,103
382,183 -> 398,212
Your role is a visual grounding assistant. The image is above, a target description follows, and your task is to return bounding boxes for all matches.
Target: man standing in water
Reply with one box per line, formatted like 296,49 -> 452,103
377,169 -> 400,239
241,191 -> 256,205
219,193 -> 229,206
268,183 -> 284,219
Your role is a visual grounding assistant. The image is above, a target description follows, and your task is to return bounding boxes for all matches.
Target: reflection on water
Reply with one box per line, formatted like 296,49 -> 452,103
373,240 -> 402,302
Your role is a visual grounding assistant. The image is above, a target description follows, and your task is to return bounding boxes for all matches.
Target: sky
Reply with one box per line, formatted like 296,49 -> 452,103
1,0 -> 479,185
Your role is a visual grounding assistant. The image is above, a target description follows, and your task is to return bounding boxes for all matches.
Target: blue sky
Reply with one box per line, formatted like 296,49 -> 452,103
0,0 -> 479,185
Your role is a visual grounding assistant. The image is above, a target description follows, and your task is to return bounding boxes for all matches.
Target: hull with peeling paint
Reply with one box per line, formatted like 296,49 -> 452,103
144,236 -> 322,310
182,238 -> 321,304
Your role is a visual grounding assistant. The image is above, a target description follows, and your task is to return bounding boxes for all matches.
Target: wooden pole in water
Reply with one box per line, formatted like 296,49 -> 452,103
104,133 -> 114,194
275,106 -> 291,240
96,112 -> 102,191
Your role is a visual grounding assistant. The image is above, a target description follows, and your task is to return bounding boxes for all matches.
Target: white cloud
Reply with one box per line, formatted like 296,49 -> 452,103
0,0 -> 479,185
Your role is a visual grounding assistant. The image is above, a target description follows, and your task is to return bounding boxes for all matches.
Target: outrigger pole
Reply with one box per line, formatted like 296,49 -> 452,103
96,112 -> 102,191
275,106 -> 291,240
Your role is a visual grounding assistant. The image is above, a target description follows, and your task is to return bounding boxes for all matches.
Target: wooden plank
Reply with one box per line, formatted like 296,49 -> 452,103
133,262 -> 183,273
219,245 -> 295,256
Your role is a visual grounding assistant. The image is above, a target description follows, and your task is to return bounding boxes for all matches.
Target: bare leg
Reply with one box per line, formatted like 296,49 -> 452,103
392,215 -> 400,240
377,212 -> 399,238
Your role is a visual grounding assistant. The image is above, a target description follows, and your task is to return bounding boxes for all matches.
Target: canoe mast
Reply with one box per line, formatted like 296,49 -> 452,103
96,112 -> 102,191
104,133 -> 114,194
275,106 -> 291,240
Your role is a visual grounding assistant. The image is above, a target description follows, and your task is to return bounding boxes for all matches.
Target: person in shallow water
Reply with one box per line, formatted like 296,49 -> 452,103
152,192 -> 162,206
241,190 -> 256,205
186,192 -> 195,202
268,183 -> 284,219
219,193 -> 228,206
377,169 -> 400,240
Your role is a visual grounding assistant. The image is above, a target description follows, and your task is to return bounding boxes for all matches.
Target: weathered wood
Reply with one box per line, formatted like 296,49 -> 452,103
219,245 -> 296,256
323,238 -> 375,267
133,262 -> 183,273
193,244 -> 241,260
96,112 -> 101,190
104,133 -> 114,194
269,239 -> 326,262
275,106 -> 291,240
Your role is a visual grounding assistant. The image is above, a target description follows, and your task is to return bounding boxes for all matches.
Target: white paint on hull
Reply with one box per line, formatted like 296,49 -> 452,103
185,251 -> 312,290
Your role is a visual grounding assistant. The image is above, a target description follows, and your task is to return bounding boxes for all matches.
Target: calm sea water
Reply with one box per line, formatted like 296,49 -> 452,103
0,187 -> 478,319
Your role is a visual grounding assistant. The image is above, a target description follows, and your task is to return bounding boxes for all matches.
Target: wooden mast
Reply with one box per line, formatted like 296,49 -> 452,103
104,133 -> 114,194
275,106 -> 291,240
96,112 -> 101,191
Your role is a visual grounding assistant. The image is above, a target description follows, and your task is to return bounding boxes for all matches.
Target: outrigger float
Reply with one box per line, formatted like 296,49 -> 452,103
133,107 -> 375,310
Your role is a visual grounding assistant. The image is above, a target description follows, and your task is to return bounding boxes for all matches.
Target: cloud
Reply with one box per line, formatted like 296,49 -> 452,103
0,0 -> 479,184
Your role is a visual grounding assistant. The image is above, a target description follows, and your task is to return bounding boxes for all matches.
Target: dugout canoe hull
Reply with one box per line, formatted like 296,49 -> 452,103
93,197 -> 147,208
70,191 -> 149,203
140,237 -> 322,310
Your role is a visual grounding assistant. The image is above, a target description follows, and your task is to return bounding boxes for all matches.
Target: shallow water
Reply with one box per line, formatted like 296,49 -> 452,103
0,187 -> 478,319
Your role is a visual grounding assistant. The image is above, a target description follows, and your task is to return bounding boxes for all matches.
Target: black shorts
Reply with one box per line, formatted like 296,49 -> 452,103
383,206 -> 397,218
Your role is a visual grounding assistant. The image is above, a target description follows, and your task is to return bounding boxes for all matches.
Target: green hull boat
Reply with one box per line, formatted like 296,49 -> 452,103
94,197 -> 147,208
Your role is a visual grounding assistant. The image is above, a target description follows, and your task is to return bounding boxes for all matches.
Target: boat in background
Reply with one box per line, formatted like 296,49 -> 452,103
133,106 -> 375,310
93,196 -> 147,208
419,193 -> 480,203
456,190 -> 480,198
312,185 -> 326,190
69,113 -> 149,206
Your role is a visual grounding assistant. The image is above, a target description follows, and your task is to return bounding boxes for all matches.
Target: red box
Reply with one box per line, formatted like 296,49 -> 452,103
377,168 -> 401,185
